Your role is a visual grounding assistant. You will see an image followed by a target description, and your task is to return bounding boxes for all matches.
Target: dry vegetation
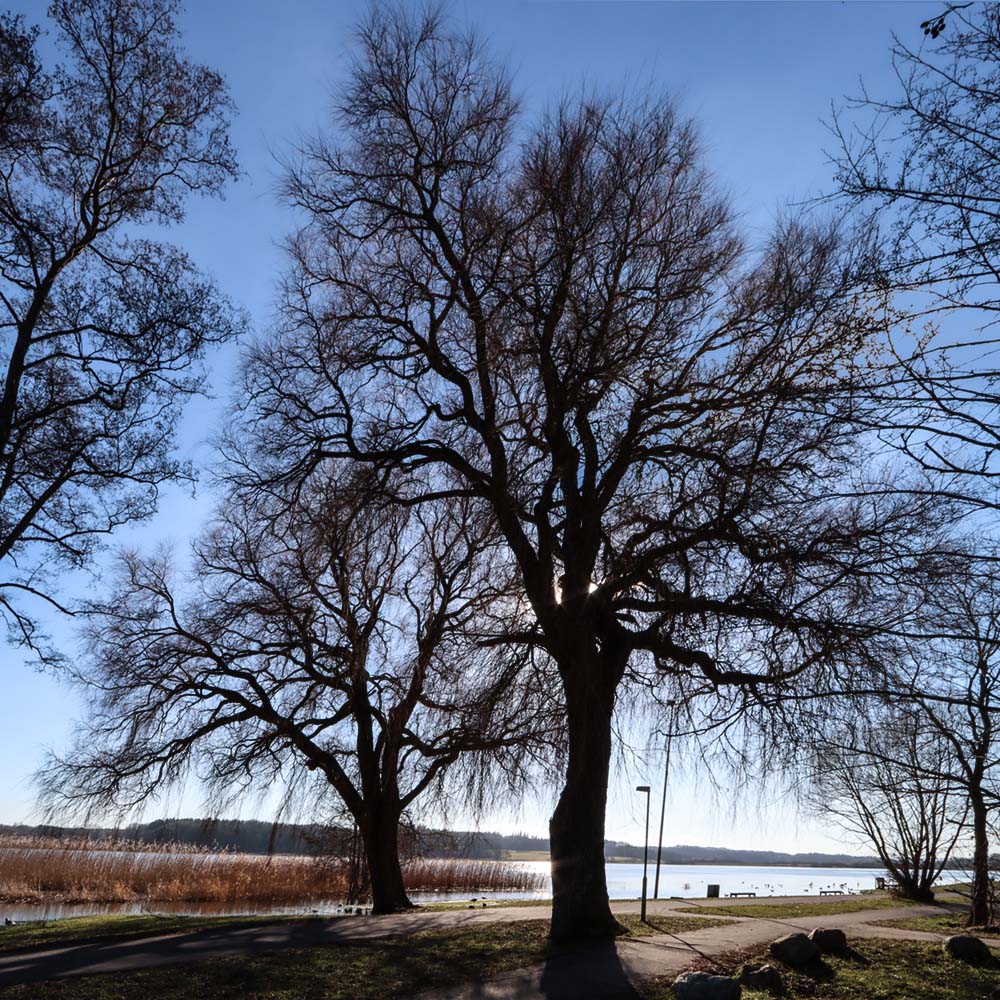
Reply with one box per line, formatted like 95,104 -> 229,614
401,859 -> 545,895
0,837 -> 544,905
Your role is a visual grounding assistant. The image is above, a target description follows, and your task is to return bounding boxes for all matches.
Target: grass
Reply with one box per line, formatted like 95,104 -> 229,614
0,913 -> 303,953
870,912 -> 1000,935
677,897 -> 902,919
0,919 -> 558,999
0,836 -> 542,905
3,915 -> 997,1000
501,850 -> 550,861
0,908 -> 727,951
616,913 -> 733,937
0,912 -> 739,999
642,938 -> 1000,999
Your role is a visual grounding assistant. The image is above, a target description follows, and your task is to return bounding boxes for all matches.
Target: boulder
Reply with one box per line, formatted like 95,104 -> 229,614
736,963 -> 784,994
769,932 -> 820,967
944,934 -> 993,964
672,970 -> 741,1000
808,927 -> 848,954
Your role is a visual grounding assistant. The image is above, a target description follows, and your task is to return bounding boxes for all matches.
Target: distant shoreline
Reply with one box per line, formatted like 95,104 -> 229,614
506,853 -> 888,869
8,823 -> 967,870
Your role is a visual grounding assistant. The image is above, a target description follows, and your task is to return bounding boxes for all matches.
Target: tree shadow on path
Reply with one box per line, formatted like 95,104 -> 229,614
538,941 -> 643,1000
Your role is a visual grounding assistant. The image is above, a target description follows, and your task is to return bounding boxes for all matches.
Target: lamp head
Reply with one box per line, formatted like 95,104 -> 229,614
636,785 -> 650,793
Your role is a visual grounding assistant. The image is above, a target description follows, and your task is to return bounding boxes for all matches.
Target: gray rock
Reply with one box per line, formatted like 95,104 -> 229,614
944,934 -> 993,964
672,970 -> 741,1000
736,963 -> 784,994
808,927 -> 848,954
769,932 -> 820,967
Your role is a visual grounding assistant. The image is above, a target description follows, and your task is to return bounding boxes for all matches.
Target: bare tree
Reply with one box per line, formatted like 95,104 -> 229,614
901,564 -> 1000,925
0,0 -> 241,652
42,471 -> 555,914
806,709 -> 963,902
780,554 -> 1000,926
833,3 -> 1000,498
231,7 -> 946,942
836,4 -> 1000,310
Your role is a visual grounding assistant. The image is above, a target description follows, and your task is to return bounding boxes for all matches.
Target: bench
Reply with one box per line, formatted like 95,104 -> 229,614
819,890 -> 845,896
727,891 -> 756,898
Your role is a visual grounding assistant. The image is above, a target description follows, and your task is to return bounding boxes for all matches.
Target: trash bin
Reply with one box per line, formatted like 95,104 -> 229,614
707,884 -> 720,898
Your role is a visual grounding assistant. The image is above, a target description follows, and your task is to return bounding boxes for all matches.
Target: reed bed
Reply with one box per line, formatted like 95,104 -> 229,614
402,858 -> 545,894
0,837 -> 543,904
0,836 -> 342,904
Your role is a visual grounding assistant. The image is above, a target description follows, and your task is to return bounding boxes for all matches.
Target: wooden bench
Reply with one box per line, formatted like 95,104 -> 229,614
819,890 -> 845,896
727,891 -> 756,898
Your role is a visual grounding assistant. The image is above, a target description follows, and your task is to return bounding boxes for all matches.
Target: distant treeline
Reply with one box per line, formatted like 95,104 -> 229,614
0,820 -> 895,867
0,820 -> 509,858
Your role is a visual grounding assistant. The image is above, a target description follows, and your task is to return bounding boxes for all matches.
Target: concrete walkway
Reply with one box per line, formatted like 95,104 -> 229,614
0,896 -> 979,995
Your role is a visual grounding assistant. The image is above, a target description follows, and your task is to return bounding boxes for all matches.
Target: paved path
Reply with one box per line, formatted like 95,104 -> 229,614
0,896 -> 979,995
410,900 -> 977,1000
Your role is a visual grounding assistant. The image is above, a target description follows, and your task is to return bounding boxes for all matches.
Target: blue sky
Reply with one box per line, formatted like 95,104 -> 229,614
0,0 -> 943,852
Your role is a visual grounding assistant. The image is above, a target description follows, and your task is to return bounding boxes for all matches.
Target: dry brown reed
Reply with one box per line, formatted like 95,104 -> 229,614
0,837 -> 543,904
402,858 -> 545,894
0,836 -> 342,904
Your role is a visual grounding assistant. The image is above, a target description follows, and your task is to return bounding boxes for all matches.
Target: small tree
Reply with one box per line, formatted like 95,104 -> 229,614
241,6 -> 941,942
807,709 -> 963,902
794,555 -> 1000,926
906,565 -> 1000,926
43,473 -> 552,913
0,1 -> 241,651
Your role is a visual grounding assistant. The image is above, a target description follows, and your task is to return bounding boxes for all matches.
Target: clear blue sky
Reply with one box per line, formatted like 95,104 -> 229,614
0,0 -> 941,853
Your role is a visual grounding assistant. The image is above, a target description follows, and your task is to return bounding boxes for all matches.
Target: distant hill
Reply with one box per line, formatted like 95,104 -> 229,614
0,819 -> 890,867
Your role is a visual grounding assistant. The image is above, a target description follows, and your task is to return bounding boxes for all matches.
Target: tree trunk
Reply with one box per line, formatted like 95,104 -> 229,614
361,801 -> 413,915
969,790 -> 992,927
549,649 -> 623,944
894,874 -> 935,903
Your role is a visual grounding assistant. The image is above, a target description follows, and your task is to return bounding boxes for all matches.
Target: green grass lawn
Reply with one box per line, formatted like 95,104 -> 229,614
643,938 -> 1000,1000
0,913 -> 306,953
0,912 -> 735,999
870,912 -> 1000,935
0,920 -> 553,999
3,913 -> 994,999
618,914 -> 733,937
676,897 -> 903,919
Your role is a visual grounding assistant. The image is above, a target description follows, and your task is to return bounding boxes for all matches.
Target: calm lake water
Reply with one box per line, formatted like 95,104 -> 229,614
0,861 -> 967,924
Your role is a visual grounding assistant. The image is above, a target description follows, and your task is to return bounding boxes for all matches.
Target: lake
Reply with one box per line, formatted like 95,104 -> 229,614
0,861 -> 967,923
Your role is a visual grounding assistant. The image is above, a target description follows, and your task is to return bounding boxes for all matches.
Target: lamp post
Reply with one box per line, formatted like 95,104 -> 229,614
636,784 -> 651,922
653,736 -> 671,899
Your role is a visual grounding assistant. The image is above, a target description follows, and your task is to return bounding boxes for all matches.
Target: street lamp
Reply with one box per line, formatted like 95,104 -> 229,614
636,784 -> 651,922
654,736 -> 671,899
